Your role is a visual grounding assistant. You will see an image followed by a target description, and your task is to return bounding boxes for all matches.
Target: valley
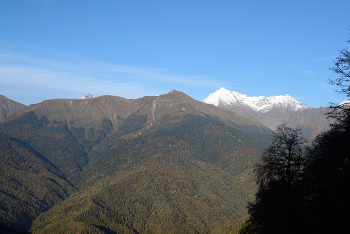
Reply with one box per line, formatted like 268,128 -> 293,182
0,91 -> 274,233
0,89 -> 337,233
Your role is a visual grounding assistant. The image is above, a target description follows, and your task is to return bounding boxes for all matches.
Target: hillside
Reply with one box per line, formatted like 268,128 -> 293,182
0,131 -> 76,230
0,95 -> 26,122
0,91 -> 273,233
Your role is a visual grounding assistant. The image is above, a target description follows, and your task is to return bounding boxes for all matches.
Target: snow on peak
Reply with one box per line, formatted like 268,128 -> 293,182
81,94 -> 95,99
203,87 -> 309,113
339,100 -> 350,106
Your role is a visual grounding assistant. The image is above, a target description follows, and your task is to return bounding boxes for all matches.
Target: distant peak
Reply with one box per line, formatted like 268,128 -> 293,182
81,94 -> 95,99
339,100 -> 350,106
203,88 -> 309,112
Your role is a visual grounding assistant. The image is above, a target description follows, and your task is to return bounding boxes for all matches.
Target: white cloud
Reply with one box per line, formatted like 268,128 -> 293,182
303,70 -> 316,76
0,52 -> 222,104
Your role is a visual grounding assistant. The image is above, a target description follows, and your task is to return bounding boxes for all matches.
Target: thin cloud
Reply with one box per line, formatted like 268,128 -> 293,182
315,56 -> 337,62
234,73 -> 262,82
0,52 -> 222,104
272,63 -> 301,72
303,70 -> 317,76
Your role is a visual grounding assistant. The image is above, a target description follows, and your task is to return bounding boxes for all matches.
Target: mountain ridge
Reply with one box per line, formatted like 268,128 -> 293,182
0,90 -> 273,233
203,87 -> 310,112
0,94 -> 26,122
203,87 -> 331,139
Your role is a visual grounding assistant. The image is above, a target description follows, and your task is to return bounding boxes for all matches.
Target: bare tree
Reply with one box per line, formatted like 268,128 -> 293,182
328,29 -> 350,123
240,124 -> 308,234
256,124 -> 307,188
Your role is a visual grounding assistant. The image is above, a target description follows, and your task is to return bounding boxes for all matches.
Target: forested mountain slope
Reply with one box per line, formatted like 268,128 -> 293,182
0,131 -> 76,230
0,91 -> 273,233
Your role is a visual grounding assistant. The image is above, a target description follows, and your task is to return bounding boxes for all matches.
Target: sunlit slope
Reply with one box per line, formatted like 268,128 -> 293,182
9,91 -> 269,131
0,132 -> 76,230
0,94 -> 26,122
1,91 -> 272,233
31,114 -> 270,233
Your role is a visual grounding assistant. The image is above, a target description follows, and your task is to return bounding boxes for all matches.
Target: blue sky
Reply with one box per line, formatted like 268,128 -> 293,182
0,0 -> 349,107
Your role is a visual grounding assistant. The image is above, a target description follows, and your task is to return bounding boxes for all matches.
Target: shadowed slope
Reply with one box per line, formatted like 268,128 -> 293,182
0,132 -> 76,230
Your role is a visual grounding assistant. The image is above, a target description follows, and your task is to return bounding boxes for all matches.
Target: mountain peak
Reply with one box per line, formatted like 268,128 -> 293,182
203,88 -> 309,113
338,100 -> 350,106
81,94 -> 95,99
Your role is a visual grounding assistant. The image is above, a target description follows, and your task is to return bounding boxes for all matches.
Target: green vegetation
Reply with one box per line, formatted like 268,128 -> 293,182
240,114 -> 350,233
30,114 -> 270,233
239,32 -> 350,233
0,112 -> 88,178
0,93 -> 273,233
214,216 -> 248,234
0,131 -> 76,230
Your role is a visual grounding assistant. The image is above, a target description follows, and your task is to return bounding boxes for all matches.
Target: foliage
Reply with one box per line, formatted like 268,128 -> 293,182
0,131 -> 76,231
0,112 -> 89,178
30,114 -> 271,233
0,103 -> 273,233
327,30 -> 350,122
329,31 -> 350,97
255,124 -> 307,188
239,29 -> 350,234
32,162 -> 245,233
213,216 -> 248,234
302,29 -> 350,232
239,125 -> 309,234
303,108 -> 350,233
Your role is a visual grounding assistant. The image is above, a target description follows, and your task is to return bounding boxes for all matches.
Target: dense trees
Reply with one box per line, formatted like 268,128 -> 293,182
239,125 -> 308,234
255,124 -> 306,189
241,120 -> 350,233
303,115 -> 350,233
302,34 -> 350,232
240,30 -> 350,234
29,114 -> 270,234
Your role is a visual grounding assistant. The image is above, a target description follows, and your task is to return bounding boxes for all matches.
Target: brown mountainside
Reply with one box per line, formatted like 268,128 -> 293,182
10,91 -> 267,131
1,91 -> 273,233
0,95 -> 26,122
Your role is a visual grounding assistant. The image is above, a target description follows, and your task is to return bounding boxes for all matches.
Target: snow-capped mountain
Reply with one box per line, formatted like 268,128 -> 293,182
203,88 -> 331,139
81,94 -> 95,99
338,100 -> 350,107
203,87 -> 309,113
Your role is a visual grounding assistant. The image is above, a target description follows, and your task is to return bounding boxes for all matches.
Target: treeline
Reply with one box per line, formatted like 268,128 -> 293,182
240,33 -> 350,234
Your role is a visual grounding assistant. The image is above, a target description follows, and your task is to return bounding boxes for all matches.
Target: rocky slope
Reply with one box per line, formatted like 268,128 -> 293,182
203,88 -> 331,139
0,95 -> 26,122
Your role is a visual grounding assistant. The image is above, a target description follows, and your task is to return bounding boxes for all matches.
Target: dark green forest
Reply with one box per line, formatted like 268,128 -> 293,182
0,90 -> 273,233
239,34 -> 350,234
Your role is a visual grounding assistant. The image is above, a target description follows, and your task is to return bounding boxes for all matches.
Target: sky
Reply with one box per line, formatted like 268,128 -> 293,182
0,0 -> 349,107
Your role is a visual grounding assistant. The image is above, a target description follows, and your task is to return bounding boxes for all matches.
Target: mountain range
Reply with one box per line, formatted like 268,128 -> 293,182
203,88 -> 331,140
0,91 -> 273,233
0,89 -> 332,233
